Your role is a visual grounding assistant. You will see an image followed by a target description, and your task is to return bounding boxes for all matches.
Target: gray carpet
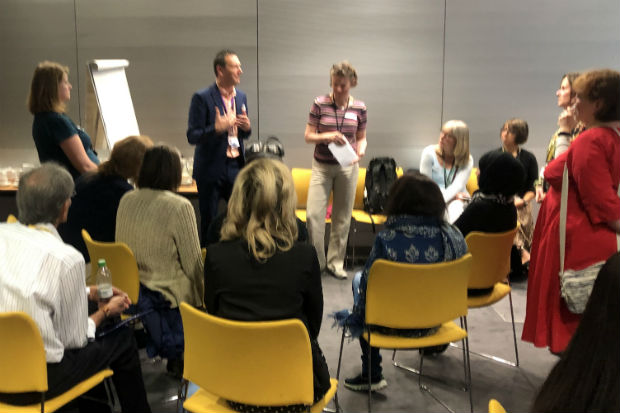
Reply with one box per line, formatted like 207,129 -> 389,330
138,269 -> 558,413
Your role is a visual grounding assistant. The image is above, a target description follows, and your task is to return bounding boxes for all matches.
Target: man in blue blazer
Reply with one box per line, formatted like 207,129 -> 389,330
187,49 -> 251,245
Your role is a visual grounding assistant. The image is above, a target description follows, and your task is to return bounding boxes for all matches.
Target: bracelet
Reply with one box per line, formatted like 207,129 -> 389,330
558,131 -> 571,136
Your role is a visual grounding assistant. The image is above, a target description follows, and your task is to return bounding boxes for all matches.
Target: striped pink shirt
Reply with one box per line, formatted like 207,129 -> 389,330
308,94 -> 367,164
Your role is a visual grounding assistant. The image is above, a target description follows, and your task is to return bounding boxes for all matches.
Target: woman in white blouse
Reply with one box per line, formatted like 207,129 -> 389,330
420,120 -> 474,222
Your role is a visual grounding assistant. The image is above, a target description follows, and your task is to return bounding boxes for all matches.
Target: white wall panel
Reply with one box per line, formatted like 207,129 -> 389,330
257,0 -> 445,170
74,0 -> 257,158
0,0 -> 619,171
443,0 -> 620,168
0,0 -> 78,167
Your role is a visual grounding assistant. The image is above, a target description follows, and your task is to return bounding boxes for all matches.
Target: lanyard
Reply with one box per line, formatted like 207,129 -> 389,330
444,165 -> 458,187
333,97 -> 349,133
221,96 -> 235,114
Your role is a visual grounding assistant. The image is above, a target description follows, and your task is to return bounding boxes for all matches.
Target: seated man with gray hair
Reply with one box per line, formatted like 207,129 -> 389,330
0,163 -> 151,412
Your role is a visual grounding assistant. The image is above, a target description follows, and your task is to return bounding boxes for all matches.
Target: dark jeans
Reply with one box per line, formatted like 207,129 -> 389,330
0,326 -> 151,413
196,157 -> 242,247
360,337 -> 383,378
353,272 -> 382,378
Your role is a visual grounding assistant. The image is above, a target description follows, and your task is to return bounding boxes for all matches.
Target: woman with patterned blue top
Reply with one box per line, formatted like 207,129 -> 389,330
333,172 -> 468,392
28,61 -> 99,180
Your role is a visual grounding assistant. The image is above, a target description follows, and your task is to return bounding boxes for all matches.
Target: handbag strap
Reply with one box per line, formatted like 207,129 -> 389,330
560,126 -> 620,273
559,163 -> 569,274
614,127 -> 620,250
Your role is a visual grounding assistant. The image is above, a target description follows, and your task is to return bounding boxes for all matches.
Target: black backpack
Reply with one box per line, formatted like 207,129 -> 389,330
363,157 -> 397,214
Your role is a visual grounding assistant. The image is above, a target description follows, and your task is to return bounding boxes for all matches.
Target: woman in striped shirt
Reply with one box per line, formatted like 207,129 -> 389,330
304,61 -> 368,280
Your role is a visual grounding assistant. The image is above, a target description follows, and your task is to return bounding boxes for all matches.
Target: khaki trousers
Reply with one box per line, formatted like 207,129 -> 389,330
306,159 -> 359,274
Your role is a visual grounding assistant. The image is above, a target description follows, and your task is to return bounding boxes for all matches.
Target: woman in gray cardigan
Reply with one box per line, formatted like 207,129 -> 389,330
116,145 -> 204,378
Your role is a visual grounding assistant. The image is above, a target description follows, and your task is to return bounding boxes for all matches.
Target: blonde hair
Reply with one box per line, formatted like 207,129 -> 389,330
436,120 -> 470,168
330,60 -> 358,87
28,61 -> 69,114
221,158 -> 298,262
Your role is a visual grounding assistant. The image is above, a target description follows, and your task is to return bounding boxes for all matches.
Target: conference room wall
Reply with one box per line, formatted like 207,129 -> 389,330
0,0 -> 618,172
0,0 -> 80,167
443,0 -> 620,166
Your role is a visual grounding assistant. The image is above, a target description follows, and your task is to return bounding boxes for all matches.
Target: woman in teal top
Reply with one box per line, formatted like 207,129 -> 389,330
28,61 -> 99,179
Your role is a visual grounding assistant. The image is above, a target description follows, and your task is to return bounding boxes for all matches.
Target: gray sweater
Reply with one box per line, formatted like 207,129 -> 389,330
116,188 -> 204,308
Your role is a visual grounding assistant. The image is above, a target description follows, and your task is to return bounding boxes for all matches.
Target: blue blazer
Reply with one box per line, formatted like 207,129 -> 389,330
186,83 -> 251,183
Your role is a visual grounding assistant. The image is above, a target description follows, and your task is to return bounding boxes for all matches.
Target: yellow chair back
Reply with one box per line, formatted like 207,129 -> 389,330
5,214 -> 18,223
465,228 -> 517,289
489,398 -> 507,413
353,167 -> 366,209
466,167 -> 479,195
365,255 -> 472,329
82,229 -> 140,303
0,312 -> 48,393
291,168 -> 312,208
180,303 -> 314,407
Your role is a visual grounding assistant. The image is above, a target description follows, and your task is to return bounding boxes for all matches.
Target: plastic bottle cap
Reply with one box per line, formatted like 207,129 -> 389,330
98,259 -> 106,267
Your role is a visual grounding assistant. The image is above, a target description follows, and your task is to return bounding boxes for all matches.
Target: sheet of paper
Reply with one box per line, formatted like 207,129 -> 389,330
328,140 -> 358,166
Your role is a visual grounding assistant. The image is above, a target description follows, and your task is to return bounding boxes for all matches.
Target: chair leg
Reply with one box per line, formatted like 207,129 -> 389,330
418,349 -> 457,413
334,329 -> 346,413
352,219 -> 357,268
103,378 -> 115,412
462,317 -> 474,413
454,303 -> 519,367
460,318 -> 468,390
508,290 -> 520,366
367,332 -> 372,413
393,348 -> 467,391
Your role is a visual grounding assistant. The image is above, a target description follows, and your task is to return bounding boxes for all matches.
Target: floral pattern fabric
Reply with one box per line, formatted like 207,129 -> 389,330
333,214 -> 467,338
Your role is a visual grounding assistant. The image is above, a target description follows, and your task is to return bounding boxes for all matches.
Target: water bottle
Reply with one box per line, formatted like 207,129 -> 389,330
96,259 -> 113,303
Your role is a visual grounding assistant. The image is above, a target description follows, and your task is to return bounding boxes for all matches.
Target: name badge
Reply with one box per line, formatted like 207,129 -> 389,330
345,112 -> 357,121
228,136 -> 240,148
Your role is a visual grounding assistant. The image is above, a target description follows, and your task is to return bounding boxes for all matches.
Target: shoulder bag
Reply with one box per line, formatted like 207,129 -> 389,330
559,127 -> 620,314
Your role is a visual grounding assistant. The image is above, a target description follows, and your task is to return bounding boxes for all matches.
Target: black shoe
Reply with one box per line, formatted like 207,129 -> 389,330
166,358 -> 184,380
419,344 -> 449,356
344,373 -> 387,392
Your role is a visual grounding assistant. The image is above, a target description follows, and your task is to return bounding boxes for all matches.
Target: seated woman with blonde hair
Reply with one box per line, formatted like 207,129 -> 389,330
420,120 -> 474,222
204,158 -> 331,412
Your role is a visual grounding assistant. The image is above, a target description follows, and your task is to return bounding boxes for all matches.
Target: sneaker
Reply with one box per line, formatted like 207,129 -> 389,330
326,267 -> 348,279
344,373 -> 387,392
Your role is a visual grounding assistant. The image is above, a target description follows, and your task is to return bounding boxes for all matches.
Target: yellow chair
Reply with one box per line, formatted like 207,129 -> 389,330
489,398 -> 507,413
466,167 -> 479,196
291,167 -> 332,224
336,255 -> 473,413
179,303 -> 338,413
81,229 -> 139,304
5,214 -> 18,223
292,167 -> 312,222
0,312 -> 113,413
465,228 -> 520,367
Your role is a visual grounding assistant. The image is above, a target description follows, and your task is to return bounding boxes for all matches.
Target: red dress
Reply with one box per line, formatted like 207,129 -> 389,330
522,126 -> 620,353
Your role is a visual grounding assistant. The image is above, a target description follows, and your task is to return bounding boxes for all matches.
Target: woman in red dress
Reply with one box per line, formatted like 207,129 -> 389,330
522,69 -> 620,354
